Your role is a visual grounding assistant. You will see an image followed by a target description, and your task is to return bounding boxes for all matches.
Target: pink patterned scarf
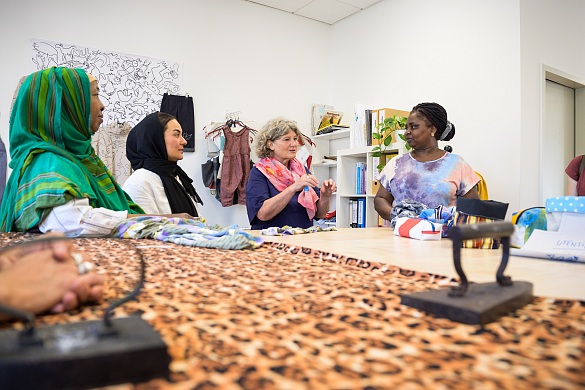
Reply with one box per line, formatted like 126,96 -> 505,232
255,157 -> 319,220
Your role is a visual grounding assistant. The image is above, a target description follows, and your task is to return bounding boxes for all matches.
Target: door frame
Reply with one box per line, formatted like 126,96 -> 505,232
540,64 -> 585,203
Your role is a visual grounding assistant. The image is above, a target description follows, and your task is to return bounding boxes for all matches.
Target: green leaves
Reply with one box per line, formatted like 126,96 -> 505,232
371,113 -> 409,171
373,113 -> 408,154
398,132 -> 412,150
383,135 -> 393,147
377,114 -> 407,132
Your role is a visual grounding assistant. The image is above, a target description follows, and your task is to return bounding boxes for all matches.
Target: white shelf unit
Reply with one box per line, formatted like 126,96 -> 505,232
336,142 -> 405,228
310,129 -> 350,225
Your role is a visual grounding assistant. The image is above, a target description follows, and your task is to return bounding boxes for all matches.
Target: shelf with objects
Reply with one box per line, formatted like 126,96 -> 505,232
310,129 -> 350,227
335,106 -> 410,228
336,139 -> 407,228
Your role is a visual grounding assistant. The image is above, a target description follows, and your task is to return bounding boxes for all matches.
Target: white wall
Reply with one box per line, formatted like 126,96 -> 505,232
330,0 -> 523,213
2,0 -> 584,226
519,0 -> 585,207
0,0 -> 332,227
329,0 -> 585,213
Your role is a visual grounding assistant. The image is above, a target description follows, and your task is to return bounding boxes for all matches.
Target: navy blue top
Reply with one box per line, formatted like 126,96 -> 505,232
246,166 -> 320,230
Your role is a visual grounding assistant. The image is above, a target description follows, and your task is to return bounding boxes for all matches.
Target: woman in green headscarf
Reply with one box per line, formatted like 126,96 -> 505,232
0,67 -> 145,234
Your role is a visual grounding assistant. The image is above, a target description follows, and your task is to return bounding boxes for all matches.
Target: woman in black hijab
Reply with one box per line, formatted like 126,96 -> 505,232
123,112 -> 203,216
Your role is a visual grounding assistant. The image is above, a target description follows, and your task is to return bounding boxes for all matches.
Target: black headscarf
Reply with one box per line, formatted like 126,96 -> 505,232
126,112 -> 202,216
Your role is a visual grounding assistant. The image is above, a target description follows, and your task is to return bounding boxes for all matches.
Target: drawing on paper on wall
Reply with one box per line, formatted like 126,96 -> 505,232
30,39 -> 182,127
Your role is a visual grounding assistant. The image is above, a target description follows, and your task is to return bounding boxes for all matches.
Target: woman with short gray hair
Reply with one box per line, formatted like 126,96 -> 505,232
246,117 -> 336,230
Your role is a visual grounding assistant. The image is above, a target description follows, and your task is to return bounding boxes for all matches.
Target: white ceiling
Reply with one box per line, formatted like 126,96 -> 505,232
241,0 -> 383,25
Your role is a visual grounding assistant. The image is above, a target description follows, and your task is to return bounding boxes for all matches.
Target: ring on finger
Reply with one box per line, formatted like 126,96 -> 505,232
72,252 -> 93,275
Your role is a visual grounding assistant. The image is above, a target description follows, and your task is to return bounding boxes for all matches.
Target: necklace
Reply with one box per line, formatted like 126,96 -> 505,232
412,147 -> 444,162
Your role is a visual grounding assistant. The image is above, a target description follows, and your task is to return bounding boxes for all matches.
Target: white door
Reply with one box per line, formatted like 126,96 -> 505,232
543,80 -> 575,203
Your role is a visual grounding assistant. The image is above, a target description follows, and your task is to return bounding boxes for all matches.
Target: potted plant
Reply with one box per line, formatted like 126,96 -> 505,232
372,114 -> 409,171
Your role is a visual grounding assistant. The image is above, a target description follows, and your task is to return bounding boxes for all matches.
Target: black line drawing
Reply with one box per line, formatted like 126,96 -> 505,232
31,39 -> 181,127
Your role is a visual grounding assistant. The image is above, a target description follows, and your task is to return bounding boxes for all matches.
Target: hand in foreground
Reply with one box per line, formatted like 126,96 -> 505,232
0,237 -> 104,318
50,253 -> 105,314
320,179 -> 337,197
0,234 -> 74,271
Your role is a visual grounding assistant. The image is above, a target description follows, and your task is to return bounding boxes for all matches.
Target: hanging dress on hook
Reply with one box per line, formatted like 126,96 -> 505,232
220,124 -> 251,207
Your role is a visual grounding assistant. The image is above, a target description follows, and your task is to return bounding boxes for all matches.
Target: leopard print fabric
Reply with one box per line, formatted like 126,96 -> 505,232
1,234 -> 583,389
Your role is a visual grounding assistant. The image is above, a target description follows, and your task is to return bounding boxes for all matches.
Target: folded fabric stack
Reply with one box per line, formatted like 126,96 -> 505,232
113,216 -> 264,250
390,199 -> 428,228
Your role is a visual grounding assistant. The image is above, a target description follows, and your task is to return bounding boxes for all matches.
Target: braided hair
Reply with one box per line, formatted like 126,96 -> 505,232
411,102 -> 455,141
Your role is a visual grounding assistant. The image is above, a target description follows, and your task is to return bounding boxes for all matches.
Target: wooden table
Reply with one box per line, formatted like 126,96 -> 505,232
258,228 -> 585,301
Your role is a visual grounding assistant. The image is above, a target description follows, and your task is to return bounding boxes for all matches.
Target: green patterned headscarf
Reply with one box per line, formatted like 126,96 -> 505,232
0,67 -> 143,232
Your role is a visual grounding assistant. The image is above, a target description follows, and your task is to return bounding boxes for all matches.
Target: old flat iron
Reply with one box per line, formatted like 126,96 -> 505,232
401,221 -> 533,325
